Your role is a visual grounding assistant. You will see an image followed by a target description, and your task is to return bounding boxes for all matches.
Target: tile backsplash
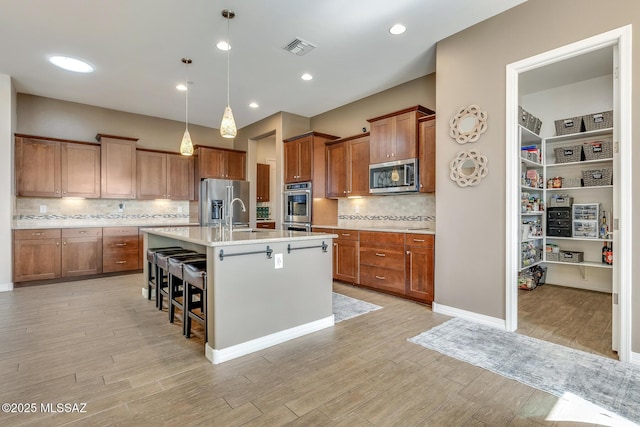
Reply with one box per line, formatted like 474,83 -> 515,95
338,193 -> 435,229
14,198 -> 191,228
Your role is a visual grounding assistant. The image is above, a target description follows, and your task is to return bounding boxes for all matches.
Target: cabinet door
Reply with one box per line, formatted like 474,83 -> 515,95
167,154 -> 194,200
62,142 -> 101,198
137,151 -> 167,199
101,139 -> 137,199
14,236 -> 61,282
284,141 -> 299,183
419,117 -> 436,193
369,117 -> 393,164
15,137 -> 61,197
405,245 -> 434,303
198,147 -> 225,179
62,236 -> 103,277
348,136 -> 370,197
297,138 -> 313,182
256,163 -> 270,202
393,111 -> 418,160
326,142 -> 347,197
225,150 -> 246,180
334,239 -> 359,283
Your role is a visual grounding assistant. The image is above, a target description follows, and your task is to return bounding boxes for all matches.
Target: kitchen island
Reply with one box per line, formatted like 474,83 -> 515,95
141,226 -> 336,364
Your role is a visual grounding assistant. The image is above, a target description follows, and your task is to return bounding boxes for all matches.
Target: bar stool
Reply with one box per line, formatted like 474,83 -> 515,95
167,254 -> 206,328
183,260 -> 207,340
146,246 -> 183,306
155,249 -> 196,311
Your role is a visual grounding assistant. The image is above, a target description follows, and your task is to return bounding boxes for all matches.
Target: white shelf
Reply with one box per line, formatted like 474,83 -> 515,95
521,185 -> 543,191
544,128 -> 613,143
519,125 -> 542,144
547,185 -> 613,191
523,236 -> 544,242
520,157 -> 542,167
521,211 -> 544,216
546,236 -> 613,243
519,260 -> 543,272
544,260 -> 613,269
546,158 -> 613,168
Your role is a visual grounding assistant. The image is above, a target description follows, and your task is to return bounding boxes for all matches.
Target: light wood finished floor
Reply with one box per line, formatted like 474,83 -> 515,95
0,275 -> 614,426
518,284 -> 615,360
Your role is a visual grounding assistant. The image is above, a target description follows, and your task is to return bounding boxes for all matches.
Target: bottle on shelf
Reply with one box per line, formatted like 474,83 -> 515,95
602,242 -> 607,264
600,210 -> 608,239
605,243 -> 613,265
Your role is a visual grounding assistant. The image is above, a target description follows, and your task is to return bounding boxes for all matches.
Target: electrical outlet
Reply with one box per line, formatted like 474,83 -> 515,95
274,253 -> 283,269
354,205 -> 360,214
178,206 -> 183,214
39,205 -> 47,213
118,203 -> 125,212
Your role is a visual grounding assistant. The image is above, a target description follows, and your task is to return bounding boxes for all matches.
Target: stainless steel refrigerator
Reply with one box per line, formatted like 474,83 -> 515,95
199,178 -> 250,227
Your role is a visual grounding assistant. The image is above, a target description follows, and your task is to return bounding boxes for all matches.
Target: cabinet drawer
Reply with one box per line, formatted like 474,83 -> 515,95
14,229 -> 61,240
62,227 -> 102,238
360,265 -> 405,293
103,236 -> 139,255
360,245 -> 404,269
103,226 -> 139,237
256,222 -> 275,229
360,231 -> 403,245
405,233 -> 434,247
335,229 -> 359,241
103,252 -> 139,272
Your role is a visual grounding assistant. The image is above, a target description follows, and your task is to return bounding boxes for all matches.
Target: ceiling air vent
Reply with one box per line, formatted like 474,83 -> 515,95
283,38 -> 316,56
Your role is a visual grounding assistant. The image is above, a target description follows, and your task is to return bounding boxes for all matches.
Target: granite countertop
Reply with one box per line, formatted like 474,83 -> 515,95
13,222 -> 200,230
312,224 -> 435,235
142,226 -> 338,247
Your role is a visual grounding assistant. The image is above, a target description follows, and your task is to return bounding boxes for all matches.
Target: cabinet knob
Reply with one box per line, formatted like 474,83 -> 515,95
56,242 -> 60,246
63,241 -> 67,245
62,191 -> 66,195
406,250 -> 410,255
55,190 -> 59,194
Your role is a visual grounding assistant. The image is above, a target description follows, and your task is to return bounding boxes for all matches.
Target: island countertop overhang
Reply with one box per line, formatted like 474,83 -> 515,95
141,226 -> 338,248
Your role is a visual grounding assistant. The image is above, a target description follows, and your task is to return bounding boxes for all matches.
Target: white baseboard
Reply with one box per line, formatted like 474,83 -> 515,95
630,352 -> 640,366
0,282 -> 14,292
432,302 -> 506,330
206,315 -> 335,365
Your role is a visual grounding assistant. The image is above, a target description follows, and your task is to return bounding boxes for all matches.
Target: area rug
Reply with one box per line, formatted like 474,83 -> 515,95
409,318 -> 640,425
333,292 -> 381,323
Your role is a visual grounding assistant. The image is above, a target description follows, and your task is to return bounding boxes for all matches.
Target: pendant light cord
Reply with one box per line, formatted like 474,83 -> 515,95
185,60 -> 189,132
226,13 -> 231,106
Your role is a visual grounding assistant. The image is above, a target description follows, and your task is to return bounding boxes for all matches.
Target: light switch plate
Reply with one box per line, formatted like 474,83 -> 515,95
39,205 -> 47,213
274,253 -> 283,269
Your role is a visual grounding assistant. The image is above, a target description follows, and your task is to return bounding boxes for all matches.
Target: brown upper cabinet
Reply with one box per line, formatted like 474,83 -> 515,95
137,150 -> 194,200
283,132 -> 339,197
326,133 -> 370,198
256,163 -> 270,202
196,146 -> 246,181
97,134 -> 138,199
15,135 -> 101,198
367,105 -> 435,164
418,115 -> 436,193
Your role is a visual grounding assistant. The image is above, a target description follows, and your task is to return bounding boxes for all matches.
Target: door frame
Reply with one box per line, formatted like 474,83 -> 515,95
505,25 -> 632,362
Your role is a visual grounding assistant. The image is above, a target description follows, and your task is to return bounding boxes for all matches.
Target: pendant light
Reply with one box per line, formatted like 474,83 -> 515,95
179,57 -> 194,156
220,9 -> 237,138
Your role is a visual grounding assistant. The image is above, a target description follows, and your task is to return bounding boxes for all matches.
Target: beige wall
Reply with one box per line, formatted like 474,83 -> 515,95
0,74 -> 15,289
17,94 -> 230,151
435,0 -> 640,350
311,74 -> 436,137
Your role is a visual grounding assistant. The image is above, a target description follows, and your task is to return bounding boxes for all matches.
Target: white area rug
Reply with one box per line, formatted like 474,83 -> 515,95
332,292 -> 381,323
409,318 -> 640,425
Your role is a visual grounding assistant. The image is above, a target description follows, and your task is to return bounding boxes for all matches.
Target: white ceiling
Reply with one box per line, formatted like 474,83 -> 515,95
0,0 -> 526,130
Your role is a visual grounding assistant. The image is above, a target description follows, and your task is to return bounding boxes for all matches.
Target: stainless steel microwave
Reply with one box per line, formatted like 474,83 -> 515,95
369,158 -> 419,194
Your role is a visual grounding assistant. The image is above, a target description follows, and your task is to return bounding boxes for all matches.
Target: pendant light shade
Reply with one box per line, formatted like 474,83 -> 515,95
220,9 -> 237,139
180,57 -> 194,156
220,106 -> 237,138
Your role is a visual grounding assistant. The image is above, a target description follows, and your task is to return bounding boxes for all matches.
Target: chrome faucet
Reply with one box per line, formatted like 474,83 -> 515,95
227,197 -> 246,234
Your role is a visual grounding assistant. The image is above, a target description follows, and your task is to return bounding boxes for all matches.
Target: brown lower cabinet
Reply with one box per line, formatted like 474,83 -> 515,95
314,227 -> 435,304
13,226 -> 139,283
102,227 -> 139,273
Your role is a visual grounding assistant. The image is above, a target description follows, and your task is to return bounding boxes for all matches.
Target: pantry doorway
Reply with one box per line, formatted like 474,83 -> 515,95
504,26 -> 632,362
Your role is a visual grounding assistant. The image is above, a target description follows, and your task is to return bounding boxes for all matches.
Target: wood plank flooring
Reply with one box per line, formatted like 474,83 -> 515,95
518,284 -> 615,359
0,275 -> 613,426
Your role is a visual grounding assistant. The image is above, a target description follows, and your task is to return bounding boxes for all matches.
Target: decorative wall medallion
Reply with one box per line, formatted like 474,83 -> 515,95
449,105 -> 488,144
449,150 -> 489,187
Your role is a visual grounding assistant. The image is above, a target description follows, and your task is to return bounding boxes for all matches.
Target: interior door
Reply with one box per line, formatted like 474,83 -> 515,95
611,45 -> 620,352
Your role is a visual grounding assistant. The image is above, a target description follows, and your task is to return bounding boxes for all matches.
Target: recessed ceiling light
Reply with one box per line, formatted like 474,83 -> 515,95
389,24 -> 406,35
48,55 -> 94,73
301,73 -> 313,81
249,102 -> 259,108
176,83 -> 187,91
216,41 -> 231,51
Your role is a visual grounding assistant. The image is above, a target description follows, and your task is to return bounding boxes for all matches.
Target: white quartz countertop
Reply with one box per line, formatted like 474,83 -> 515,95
142,226 -> 338,247
311,224 -> 435,235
